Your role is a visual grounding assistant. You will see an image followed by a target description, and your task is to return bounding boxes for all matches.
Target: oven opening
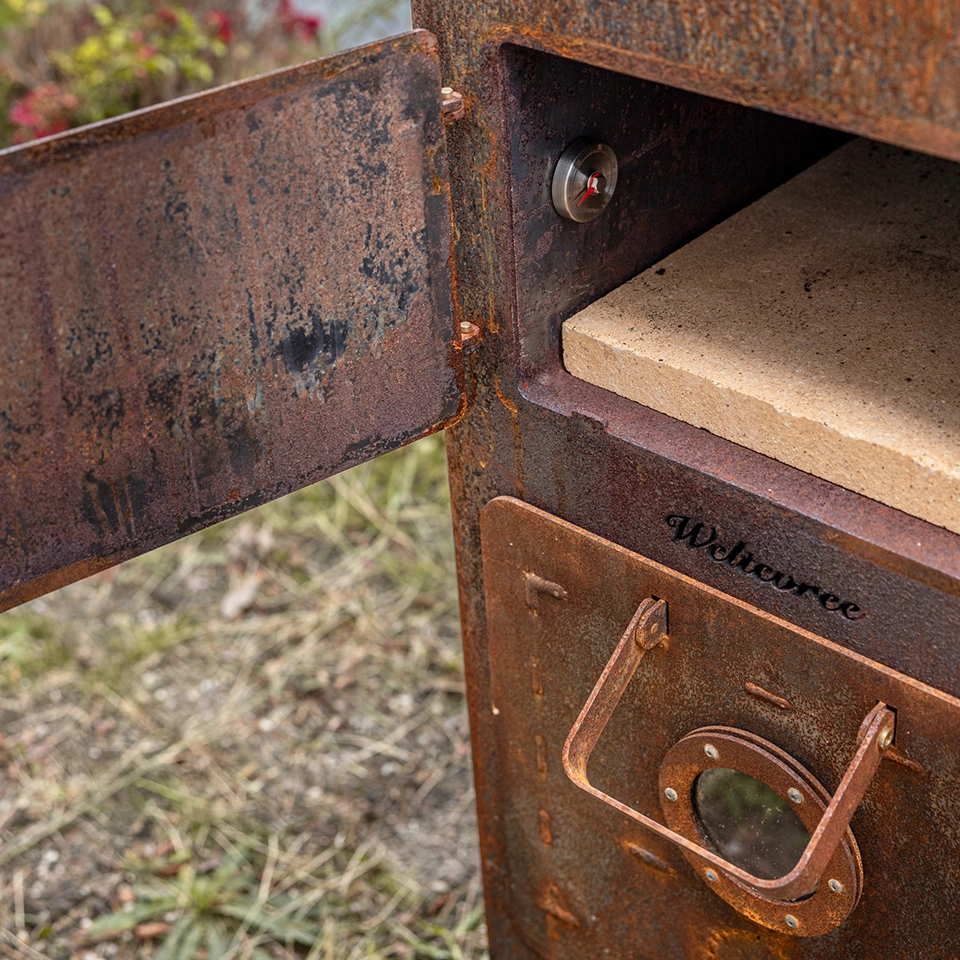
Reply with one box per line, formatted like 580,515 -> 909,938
561,135 -> 960,535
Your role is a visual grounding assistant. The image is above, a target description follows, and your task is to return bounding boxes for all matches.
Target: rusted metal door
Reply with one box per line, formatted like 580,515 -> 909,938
0,30 -> 462,611
480,497 -> 960,957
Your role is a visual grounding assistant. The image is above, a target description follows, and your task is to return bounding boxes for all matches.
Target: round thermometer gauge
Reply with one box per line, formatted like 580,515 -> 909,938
551,139 -> 618,222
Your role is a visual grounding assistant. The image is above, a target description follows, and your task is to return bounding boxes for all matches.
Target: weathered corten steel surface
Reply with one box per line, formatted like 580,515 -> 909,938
417,0 -> 960,161
0,31 -> 461,611
562,598 -> 886,915
409,5 -> 960,954
482,497 -> 960,958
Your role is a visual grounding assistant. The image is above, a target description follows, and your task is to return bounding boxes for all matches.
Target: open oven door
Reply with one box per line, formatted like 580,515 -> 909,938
0,31 -> 462,611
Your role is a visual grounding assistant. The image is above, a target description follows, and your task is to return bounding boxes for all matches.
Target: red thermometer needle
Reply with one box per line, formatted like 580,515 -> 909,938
578,172 -> 602,207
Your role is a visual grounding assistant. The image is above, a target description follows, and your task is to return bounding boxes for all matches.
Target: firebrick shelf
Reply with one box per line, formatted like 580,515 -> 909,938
562,138 -> 960,535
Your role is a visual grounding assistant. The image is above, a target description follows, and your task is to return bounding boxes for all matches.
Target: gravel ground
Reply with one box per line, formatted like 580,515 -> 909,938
0,436 -> 486,960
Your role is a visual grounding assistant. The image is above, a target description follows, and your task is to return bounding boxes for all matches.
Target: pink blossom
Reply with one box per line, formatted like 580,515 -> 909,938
206,10 -> 233,43
276,0 -> 321,40
9,84 -> 77,144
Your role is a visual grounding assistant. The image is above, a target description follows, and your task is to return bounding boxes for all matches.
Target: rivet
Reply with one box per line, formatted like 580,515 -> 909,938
785,915 -> 799,930
460,321 -> 473,333
879,728 -> 894,750
704,869 -> 718,883
828,879 -> 844,894
441,86 -> 454,96
704,744 -> 719,760
664,787 -> 678,802
787,788 -> 803,804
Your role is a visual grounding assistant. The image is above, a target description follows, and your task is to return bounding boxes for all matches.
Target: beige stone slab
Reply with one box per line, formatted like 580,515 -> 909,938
563,138 -> 960,534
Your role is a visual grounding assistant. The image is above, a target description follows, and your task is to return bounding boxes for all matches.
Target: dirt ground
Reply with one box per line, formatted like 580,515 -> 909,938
0,436 -> 486,959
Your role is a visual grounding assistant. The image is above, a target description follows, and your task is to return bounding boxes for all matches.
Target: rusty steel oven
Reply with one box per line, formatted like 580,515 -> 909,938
3,1 -> 960,957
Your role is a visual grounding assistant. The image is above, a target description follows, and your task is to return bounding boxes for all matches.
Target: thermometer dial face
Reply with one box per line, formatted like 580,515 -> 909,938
551,139 -> 618,222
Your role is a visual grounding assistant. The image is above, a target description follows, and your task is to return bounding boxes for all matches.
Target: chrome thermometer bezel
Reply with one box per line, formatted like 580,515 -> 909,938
551,139 -> 618,222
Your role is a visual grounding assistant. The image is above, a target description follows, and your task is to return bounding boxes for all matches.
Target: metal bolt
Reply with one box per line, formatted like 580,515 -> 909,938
704,744 -> 719,760
785,915 -> 799,930
828,879 -> 844,894
787,788 -> 803,804
704,869 -> 718,883
458,321 -> 481,352
664,787 -> 678,802
878,728 -> 894,750
441,87 -> 464,121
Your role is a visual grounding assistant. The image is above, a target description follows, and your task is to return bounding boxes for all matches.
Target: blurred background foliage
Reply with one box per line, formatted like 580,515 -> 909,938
0,0 -> 404,146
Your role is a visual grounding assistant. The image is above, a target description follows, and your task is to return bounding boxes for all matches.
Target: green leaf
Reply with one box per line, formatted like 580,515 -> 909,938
214,901 -> 320,946
85,900 -> 178,938
90,3 -> 111,27
205,923 -> 230,960
152,915 -> 196,960
180,920 -> 207,958
455,904 -> 485,936
132,880 -> 179,902
410,943 -> 451,960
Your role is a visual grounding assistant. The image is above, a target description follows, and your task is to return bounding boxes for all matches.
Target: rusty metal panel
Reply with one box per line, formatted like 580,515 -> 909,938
0,30 -> 461,610
416,0 -> 960,162
418,24 -> 960,956
480,496 -> 960,958
409,4 -> 960,956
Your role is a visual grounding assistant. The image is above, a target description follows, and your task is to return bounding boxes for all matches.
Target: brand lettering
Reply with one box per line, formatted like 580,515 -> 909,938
664,515 -> 864,620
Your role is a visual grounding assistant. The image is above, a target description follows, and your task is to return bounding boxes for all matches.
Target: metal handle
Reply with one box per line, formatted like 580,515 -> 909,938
562,598 -> 895,901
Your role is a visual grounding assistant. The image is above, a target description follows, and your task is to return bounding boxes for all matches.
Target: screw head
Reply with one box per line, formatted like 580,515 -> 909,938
460,321 -> 473,333
828,878 -> 844,894
704,869 -> 718,883
704,744 -> 719,760
879,728 -> 894,750
664,787 -> 678,802
441,86 -> 454,96
785,915 -> 799,930
787,788 -> 803,804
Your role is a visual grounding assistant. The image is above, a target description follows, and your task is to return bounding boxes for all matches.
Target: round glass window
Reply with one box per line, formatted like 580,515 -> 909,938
693,767 -> 811,882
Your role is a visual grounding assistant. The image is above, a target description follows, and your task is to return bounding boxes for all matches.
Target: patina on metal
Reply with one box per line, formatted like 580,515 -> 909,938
562,595 -> 890,912
0,31 -> 462,611
419,26 -> 960,952
415,0 -> 960,161
657,725 -> 864,936
481,497 -> 960,957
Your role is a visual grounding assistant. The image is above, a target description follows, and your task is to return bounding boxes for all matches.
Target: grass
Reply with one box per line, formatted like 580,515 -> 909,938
0,434 -> 486,960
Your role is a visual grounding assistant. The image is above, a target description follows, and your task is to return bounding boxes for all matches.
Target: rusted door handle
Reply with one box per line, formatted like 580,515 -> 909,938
561,598 -> 895,901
